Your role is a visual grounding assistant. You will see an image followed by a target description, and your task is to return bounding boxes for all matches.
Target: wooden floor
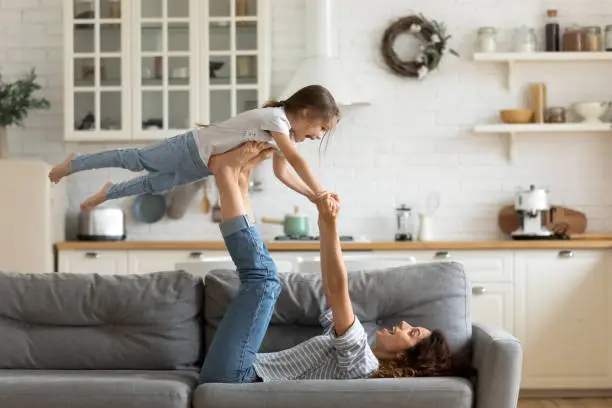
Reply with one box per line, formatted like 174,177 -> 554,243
518,399 -> 612,408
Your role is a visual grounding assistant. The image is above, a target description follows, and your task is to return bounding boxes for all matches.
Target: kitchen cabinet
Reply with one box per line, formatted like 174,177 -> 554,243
128,250 -> 229,274
514,249 -> 612,389
63,0 -> 271,142
58,250 -> 128,274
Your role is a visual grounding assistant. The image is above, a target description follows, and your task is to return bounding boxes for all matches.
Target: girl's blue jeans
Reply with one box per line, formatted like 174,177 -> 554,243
199,215 -> 281,384
70,132 -> 211,200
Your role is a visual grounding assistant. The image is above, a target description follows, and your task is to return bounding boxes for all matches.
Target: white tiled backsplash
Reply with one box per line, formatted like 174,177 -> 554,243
3,0 -> 612,241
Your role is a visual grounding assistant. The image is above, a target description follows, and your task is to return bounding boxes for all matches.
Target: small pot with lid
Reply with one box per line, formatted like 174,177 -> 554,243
261,206 -> 310,238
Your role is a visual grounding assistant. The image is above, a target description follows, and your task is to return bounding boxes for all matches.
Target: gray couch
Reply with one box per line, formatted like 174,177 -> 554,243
0,261 -> 522,408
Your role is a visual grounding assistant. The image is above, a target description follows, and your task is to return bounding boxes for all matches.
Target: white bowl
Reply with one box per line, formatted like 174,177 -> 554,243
572,102 -> 609,123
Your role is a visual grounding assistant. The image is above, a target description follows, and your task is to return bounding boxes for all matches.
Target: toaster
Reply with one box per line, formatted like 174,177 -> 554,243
77,208 -> 126,241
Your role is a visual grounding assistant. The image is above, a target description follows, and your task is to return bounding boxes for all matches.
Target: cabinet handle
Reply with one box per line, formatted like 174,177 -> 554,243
558,250 -> 574,258
189,252 -> 204,259
85,252 -> 99,259
434,251 -> 450,259
472,286 -> 486,295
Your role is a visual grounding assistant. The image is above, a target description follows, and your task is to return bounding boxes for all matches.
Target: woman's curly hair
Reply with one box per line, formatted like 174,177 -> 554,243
371,330 -> 475,378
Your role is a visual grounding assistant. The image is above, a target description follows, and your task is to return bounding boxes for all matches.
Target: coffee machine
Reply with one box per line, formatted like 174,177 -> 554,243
511,185 -> 554,240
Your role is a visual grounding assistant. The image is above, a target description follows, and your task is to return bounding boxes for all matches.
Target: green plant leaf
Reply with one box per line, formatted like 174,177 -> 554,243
0,68 -> 50,127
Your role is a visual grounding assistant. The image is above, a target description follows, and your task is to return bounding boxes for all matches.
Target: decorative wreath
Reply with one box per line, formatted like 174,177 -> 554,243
381,13 -> 459,80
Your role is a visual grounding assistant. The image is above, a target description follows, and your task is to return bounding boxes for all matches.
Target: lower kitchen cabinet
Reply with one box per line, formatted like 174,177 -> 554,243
470,281 -> 514,334
514,249 -> 612,390
128,250 -> 229,274
58,250 -> 128,274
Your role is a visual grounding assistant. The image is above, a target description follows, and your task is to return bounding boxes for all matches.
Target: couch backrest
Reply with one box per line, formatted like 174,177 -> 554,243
204,261 -> 472,356
0,270 -> 203,370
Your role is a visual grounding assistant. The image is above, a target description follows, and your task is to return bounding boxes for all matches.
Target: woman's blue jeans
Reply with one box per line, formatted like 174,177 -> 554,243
199,215 -> 280,384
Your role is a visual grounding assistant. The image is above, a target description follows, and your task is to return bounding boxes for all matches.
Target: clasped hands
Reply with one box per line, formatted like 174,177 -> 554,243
309,191 -> 340,223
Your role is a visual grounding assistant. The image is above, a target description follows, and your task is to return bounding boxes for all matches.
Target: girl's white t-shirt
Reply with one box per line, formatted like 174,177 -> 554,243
193,107 -> 293,166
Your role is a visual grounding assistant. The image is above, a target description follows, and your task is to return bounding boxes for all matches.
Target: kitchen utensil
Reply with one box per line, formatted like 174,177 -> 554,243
500,109 -> 534,124
394,204 -> 413,241
201,179 -> 211,213
210,182 -> 222,223
132,194 -> 166,223
425,191 -> 441,216
165,180 -> 204,219
498,204 -> 587,235
211,199 -> 222,223
261,206 -> 310,238
77,207 -> 126,241
572,102 -> 609,123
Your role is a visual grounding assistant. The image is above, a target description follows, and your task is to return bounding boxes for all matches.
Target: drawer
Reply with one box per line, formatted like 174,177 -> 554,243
374,250 -> 514,282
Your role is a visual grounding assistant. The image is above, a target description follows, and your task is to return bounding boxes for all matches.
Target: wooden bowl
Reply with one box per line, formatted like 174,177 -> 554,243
500,109 -> 533,124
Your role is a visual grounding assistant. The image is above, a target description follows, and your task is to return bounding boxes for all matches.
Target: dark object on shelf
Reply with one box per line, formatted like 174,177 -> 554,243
75,11 -> 95,29
77,112 -> 95,130
209,61 -> 225,78
545,9 -> 560,51
142,118 -> 163,129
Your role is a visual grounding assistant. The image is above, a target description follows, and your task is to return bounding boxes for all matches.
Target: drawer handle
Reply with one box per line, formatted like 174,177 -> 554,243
189,252 -> 204,259
85,252 -> 99,259
558,250 -> 574,258
472,286 -> 486,295
434,251 -> 450,259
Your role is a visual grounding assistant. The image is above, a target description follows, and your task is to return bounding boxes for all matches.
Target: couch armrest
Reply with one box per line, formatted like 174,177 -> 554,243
471,324 -> 523,408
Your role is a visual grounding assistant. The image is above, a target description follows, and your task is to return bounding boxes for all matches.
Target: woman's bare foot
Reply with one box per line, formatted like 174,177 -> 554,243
80,182 -> 112,211
207,142 -> 273,175
238,149 -> 273,189
48,153 -> 76,184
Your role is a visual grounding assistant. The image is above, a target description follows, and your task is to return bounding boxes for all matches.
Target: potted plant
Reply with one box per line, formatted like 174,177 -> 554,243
0,68 -> 51,158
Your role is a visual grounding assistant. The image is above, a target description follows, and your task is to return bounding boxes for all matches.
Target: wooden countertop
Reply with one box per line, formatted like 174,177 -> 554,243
55,236 -> 612,251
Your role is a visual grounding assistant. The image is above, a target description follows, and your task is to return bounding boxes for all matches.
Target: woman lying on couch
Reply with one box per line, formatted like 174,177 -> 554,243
200,142 -> 458,384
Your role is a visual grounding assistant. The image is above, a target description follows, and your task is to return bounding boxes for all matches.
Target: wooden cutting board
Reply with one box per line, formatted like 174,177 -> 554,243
498,205 -> 587,235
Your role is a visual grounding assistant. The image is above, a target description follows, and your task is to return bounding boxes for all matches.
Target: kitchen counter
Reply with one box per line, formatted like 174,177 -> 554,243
55,236 -> 612,251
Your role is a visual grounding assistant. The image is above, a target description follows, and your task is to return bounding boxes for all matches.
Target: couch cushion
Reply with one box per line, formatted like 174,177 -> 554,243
204,261 -> 472,356
194,377 -> 473,408
0,369 -> 197,408
0,270 -> 204,370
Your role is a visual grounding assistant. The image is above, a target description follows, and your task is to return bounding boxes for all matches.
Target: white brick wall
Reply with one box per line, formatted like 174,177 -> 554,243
3,0 -> 612,241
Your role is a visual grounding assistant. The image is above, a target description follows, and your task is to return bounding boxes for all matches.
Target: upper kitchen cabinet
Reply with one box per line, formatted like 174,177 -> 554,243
63,0 -> 271,142
132,0 -> 200,140
204,0 -> 266,126
64,0 -> 131,141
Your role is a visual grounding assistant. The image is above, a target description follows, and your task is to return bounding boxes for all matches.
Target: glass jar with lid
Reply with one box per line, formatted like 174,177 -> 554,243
563,25 -> 584,51
513,26 -> 537,52
394,204 -> 413,241
605,25 -> 612,51
546,107 -> 567,123
476,27 -> 497,53
583,26 -> 602,51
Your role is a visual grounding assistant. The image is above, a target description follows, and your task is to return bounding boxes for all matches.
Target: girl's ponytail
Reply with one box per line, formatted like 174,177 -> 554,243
262,100 -> 285,108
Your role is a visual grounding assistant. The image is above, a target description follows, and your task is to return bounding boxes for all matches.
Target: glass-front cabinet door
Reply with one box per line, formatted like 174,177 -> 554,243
132,0 -> 199,140
203,0 -> 267,125
65,0 -> 130,141
64,0 -> 269,141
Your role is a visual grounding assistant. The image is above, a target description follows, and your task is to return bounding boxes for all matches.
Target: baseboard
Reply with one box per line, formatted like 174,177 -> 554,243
520,389 -> 612,399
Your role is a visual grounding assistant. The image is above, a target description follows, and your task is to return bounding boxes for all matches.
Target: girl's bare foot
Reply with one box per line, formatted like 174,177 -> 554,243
80,182 -> 112,211
48,153 -> 76,184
